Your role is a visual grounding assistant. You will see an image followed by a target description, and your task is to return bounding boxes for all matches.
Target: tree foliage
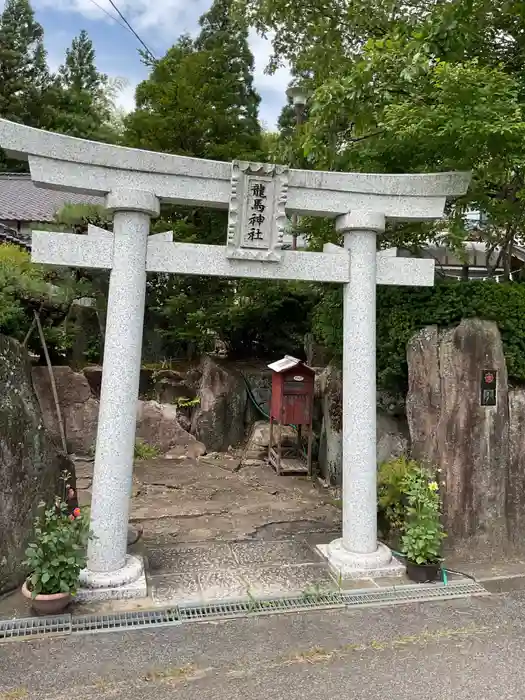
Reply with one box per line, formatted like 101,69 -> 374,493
48,30 -> 122,141
244,0 -> 525,261
314,281 -> 525,395
0,243 -> 88,361
0,0 -> 49,126
0,1 -> 123,145
125,0 -> 262,161
122,0 -> 315,361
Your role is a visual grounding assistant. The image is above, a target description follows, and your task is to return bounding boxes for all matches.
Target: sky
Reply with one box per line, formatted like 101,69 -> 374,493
23,0 -> 291,129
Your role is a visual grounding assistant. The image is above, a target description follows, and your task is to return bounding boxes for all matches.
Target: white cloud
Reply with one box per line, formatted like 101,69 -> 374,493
115,81 -> 136,112
249,28 -> 290,129
249,29 -> 289,95
32,0 -> 208,38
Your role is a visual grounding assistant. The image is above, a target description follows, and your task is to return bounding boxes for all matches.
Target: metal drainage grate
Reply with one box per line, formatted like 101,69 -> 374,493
178,582 -> 487,622
341,581 -> 488,607
0,581 -> 488,641
0,615 -> 71,642
179,593 -> 343,621
71,608 -> 181,634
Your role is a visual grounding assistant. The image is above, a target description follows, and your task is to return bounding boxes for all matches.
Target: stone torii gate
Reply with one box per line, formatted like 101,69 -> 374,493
0,119 -> 470,598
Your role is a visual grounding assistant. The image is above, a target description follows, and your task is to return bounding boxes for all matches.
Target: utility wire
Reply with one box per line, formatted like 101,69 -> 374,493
87,0 -> 129,32
106,0 -> 157,61
86,0 -> 156,61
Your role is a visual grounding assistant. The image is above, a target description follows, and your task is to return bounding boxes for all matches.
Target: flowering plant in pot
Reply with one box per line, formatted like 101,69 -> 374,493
22,472 -> 91,614
400,466 -> 446,583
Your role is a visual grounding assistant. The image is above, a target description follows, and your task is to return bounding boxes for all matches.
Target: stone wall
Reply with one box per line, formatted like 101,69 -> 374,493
0,335 -> 73,594
406,319 -> 525,558
31,357 -> 272,456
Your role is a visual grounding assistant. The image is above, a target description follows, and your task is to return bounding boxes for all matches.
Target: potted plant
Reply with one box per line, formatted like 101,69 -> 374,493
400,466 -> 446,583
21,473 -> 91,614
377,456 -> 420,549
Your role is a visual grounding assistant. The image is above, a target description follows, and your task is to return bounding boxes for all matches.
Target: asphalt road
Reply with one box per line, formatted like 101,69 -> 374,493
2,591 -> 525,699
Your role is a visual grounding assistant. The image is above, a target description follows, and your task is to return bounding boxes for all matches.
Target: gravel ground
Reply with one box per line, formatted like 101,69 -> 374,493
1,591 -> 524,699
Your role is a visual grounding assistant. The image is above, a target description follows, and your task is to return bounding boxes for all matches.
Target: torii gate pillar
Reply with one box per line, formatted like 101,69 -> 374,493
319,211 -> 401,576
83,190 -> 159,591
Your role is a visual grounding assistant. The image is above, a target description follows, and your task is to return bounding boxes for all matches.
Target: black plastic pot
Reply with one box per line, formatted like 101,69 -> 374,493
406,561 -> 440,583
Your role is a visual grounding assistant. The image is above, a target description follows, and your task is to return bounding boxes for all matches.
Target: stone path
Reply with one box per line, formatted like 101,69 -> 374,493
75,453 -> 351,605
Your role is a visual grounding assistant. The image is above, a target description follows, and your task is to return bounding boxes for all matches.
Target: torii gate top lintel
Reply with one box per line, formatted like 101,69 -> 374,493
0,119 -> 470,220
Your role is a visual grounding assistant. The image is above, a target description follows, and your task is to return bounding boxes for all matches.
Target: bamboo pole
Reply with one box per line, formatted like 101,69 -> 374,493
34,310 -> 68,454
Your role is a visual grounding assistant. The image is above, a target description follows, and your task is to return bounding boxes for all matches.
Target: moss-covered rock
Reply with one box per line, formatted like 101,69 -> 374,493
0,334 -> 74,594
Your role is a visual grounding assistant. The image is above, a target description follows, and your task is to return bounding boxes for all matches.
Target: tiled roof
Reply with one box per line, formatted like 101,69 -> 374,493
0,222 -> 31,249
0,173 -> 103,222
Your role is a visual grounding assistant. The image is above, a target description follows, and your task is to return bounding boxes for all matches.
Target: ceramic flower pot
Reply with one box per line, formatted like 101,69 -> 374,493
21,580 -> 71,615
406,561 -> 441,584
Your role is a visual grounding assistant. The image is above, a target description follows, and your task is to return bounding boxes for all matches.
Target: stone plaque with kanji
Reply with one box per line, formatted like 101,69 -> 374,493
227,161 -> 289,262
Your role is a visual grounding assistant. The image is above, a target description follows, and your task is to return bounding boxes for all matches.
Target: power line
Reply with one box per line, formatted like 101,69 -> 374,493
87,0 -> 129,32
105,0 -> 157,61
86,0 -> 156,61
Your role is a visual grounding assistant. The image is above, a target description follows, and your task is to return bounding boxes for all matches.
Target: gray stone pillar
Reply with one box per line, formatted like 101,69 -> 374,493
83,189 -> 159,587
319,211 -> 403,578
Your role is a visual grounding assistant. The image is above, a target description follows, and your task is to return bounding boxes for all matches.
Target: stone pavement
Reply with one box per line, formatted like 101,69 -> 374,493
2,452 -> 525,620
78,453 -> 350,606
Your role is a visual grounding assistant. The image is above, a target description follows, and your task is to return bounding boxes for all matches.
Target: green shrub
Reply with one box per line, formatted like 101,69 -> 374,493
313,280 -> 525,394
377,456 -> 420,539
23,473 -> 91,597
378,457 -> 446,563
134,439 -> 161,460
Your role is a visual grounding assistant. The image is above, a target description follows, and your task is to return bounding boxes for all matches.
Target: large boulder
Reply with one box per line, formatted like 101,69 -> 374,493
136,400 -> 206,456
0,335 -> 74,594
317,365 -> 408,484
32,365 -> 99,455
406,319 -> 520,557
508,390 -> 525,546
245,420 -> 297,460
191,356 -> 247,451
317,365 -> 343,484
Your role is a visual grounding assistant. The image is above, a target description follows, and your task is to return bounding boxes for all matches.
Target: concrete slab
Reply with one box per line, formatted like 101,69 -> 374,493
151,572 -> 202,605
197,570 -> 249,601
243,564 -> 335,598
230,540 -> 321,566
147,543 -> 238,573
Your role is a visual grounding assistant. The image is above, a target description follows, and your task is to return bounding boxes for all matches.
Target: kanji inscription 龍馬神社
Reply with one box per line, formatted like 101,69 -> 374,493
227,161 -> 288,261
245,180 -> 271,247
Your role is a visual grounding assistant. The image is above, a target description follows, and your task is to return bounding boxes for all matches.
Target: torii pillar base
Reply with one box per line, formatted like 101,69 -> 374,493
317,541 -> 405,581
76,555 -> 147,602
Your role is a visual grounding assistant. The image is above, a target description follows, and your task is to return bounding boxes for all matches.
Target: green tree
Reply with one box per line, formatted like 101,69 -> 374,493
0,0 -> 50,125
124,0 -> 294,361
0,0 -> 51,170
0,242 -> 89,362
59,29 -> 102,93
48,30 -> 120,142
125,0 -> 263,161
240,0 -> 525,369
